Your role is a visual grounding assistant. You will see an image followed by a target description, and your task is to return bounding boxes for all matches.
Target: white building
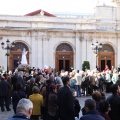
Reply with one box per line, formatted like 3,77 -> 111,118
0,0 -> 120,72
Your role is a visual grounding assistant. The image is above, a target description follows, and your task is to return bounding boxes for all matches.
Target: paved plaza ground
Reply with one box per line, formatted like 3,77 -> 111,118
0,93 -> 111,120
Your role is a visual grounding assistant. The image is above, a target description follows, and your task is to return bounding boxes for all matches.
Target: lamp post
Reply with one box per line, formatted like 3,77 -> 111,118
91,41 -> 102,69
1,39 -> 15,73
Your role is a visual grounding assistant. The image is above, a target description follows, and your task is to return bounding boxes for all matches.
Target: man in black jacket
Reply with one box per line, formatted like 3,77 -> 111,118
107,84 -> 120,120
70,88 -> 81,119
57,76 -> 75,120
0,75 -> 11,111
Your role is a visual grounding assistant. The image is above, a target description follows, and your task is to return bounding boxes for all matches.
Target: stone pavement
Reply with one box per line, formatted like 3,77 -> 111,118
0,93 -> 111,120
0,108 -> 14,120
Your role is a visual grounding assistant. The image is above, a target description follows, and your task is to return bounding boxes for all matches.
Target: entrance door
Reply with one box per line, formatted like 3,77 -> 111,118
55,52 -> 73,72
59,60 -> 64,71
58,59 -> 70,71
101,60 -> 105,71
9,42 -> 29,71
107,60 -> 111,69
10,51 -> 29,71
101,60 -> 111,71
98,52 -> 114,71
65,60 -> 70,71
55,43 -> 73,72
14,59 -> 19,69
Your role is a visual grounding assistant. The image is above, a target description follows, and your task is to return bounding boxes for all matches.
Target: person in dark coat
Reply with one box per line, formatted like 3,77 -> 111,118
12,83 -> 26,113
48,84 -> 58,120
25,77 -> 37,98
81,73 -> 89,96
57,76 -> 75,120
17,71 -> 25,87
107,84 -> 120,120
70,88 -> 81,119
43,78 -> 56,120
99,100 -> 111,120
80,99 -> 105,120
11,72 -> 18,91
7,98 -> 33,120
0,75 -> 11,111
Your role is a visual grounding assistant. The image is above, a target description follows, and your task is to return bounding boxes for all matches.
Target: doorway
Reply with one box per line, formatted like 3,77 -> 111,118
98,44 -> 114,71
14,59 -> 19,69
59,59 -> 70,71
10,51 -> 29,71
55,43 -> 73,72
56,53 -> 73,72
101,60 -> 111,71
98,52 -> 114,71
9,42 -> 29,71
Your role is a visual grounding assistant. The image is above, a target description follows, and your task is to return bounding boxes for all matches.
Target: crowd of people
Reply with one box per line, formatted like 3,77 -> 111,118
0,65 -> 120,120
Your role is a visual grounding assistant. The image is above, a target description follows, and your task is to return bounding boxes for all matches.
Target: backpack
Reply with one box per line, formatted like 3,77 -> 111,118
70,79 -> 75,88
84,76 -> 89,85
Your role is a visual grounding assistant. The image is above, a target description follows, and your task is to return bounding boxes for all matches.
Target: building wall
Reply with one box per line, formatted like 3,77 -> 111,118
0,5 -> 120,71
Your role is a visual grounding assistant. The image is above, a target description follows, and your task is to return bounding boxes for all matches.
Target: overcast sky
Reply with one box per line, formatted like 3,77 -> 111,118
0,0 -> 113,15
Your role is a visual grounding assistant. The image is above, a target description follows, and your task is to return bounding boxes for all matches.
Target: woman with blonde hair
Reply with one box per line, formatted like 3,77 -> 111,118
105,70 -> 112,93
112,69 -> 118,84
70,72 -> 75,89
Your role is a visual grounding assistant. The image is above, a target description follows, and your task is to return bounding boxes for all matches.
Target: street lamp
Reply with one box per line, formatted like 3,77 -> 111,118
1,39 -> 15,73
91,41 -> 102,69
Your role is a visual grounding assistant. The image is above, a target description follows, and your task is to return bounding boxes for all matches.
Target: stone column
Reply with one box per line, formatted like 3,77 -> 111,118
42,35 -> 50,69
30,32 -> 36,68
115,32 -> 118,67
79,35 -> 83,70
37,36 -> 43,69
79,34 -> 87,69
75,33 -> 81,70
84,34 -> 88,61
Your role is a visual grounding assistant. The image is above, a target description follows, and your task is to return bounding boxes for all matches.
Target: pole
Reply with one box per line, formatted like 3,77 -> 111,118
96,46 -> 97,69
91,42 -> 102,70
7,49 -> 9,73
96,55 -> 97,69
1,40 -> 15,73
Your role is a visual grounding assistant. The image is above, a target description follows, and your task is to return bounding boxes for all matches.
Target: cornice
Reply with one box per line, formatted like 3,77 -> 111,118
0,28 -> 120,35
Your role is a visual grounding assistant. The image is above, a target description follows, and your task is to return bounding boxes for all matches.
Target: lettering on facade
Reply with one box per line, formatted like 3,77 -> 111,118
96,26 -> 115,30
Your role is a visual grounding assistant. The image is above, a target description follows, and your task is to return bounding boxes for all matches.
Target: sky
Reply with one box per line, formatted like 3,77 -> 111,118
0,0 -> 113,15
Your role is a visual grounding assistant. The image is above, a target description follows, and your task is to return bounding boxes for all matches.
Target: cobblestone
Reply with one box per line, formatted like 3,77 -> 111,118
0,105 -> 14,120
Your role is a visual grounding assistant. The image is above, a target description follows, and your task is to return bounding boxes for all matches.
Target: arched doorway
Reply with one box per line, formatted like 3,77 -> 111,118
98,44 -> 114,71
55,43 -> 73,72
9,42 -> 29,71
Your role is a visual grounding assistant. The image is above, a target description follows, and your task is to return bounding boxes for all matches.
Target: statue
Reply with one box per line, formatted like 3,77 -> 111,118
21,48 -> 28,65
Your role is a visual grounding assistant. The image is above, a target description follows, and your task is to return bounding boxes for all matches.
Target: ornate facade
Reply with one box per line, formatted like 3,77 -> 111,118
0,2 -> 120,71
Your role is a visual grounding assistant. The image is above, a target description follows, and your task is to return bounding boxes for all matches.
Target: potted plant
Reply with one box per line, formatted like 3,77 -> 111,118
82,61 -> 90,71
